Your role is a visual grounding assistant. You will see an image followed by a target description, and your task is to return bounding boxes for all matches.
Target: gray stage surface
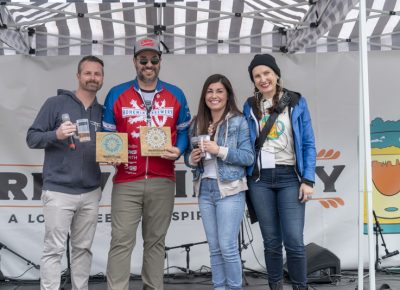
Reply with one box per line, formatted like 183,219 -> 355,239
1,270 -> 399,290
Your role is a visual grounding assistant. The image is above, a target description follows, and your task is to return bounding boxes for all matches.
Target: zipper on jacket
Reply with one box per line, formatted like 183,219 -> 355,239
81,149 -> 85,185
214,121 -> 224,199
80,105 -> 90,185
289,106 -> 301,180
251,109 -> 261,182
137,87 -> 160,180
145,156 -> 149,179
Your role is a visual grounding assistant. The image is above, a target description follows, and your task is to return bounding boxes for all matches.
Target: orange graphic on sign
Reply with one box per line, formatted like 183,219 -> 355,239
312,149 -> 344,209
372,160 -> 400,197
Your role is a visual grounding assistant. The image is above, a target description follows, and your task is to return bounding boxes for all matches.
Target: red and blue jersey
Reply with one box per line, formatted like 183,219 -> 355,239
102,78 -> 191,183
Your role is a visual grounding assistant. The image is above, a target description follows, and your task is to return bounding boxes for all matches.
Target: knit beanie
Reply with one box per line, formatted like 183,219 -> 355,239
248,54 -> 281,83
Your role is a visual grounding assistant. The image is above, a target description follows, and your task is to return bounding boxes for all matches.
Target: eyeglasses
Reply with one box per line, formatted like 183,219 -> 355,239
138,56 -> 160,66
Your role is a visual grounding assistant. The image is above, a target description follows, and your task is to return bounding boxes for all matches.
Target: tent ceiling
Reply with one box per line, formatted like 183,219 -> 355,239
0,0 -> 399,56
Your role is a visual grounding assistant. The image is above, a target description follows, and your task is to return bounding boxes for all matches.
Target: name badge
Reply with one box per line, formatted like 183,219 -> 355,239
260,149 -> 275,169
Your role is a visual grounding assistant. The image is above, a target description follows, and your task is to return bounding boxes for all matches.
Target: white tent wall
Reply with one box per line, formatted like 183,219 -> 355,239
0,51 -> 399,280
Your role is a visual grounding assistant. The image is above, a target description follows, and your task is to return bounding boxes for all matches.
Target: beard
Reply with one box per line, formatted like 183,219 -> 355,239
84,81 -> 102,92
136,66 -> 159,84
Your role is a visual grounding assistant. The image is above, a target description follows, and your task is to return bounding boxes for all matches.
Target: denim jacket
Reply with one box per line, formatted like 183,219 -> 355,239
243,90 -> 316,183
184,113 -> 255,197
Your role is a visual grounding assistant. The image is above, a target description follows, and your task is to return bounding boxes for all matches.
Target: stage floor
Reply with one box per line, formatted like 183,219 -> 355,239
1,270 -> 399,290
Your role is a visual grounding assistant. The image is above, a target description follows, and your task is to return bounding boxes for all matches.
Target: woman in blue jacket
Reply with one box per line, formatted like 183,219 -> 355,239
185,74 -> 254,290
243,54 -> 316,290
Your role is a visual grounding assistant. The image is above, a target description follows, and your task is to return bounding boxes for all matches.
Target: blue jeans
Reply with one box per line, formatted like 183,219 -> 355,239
199,178 -> 245,290
247,166 -> 307,287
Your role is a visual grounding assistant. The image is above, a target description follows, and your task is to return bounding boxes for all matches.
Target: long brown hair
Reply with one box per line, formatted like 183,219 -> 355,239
194,74 -> 241,135
253,79 -> 283,120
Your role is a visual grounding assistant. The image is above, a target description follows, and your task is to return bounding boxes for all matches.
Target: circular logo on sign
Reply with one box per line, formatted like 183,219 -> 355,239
102,133 -> 123,154
145,127 -> 168,149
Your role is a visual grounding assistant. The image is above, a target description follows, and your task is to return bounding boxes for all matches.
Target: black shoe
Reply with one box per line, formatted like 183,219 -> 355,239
268,281 -> 283,290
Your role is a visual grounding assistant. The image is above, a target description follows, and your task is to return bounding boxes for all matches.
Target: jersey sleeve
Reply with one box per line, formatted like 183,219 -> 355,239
174,89 -> 191,156
102,88 -> 117,132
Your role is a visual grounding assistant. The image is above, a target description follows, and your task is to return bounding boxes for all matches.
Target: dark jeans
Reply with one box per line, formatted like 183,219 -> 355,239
248,166 -> 307,287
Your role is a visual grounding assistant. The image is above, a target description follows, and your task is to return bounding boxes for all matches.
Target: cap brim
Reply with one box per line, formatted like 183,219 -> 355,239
134,48 -> 162,57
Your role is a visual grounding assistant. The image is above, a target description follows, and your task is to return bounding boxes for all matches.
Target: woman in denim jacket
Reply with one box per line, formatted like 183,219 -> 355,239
185,74 -> 254,290
243,54 -> 316,290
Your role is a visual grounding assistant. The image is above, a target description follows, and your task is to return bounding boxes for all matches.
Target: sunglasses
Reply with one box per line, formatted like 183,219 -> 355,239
138,56 -> 160,66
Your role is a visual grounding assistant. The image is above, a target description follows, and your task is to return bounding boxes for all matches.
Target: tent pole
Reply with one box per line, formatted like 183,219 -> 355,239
357,27 -> 365,290
358,0 -> 375,289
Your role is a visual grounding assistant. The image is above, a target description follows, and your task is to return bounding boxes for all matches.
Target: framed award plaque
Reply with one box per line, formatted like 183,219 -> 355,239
96,132 -> 128,163
140,127 -> 172,156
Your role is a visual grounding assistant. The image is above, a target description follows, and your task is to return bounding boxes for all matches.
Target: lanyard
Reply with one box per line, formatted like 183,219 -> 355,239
138,88 -> 157,126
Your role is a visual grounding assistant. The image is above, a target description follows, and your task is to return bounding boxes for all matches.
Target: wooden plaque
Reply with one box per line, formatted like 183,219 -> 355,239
96,132 -> 128,163
140,127 -> 172,156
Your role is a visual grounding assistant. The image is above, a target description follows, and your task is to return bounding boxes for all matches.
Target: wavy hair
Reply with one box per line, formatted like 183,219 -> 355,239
252,77 -> 283,120
194,74 -> 241,136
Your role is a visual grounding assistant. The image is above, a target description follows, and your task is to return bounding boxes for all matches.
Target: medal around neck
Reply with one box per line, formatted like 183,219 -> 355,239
96,132 -> 128,163
140,126 -> 172,156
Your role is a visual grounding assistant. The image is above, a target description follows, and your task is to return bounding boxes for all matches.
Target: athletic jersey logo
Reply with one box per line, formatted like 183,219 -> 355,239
121,98 -> 174,138
152,99 -> 173,127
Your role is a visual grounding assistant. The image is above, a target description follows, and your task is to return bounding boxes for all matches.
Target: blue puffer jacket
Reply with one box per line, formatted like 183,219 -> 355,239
242,90 -> 316,183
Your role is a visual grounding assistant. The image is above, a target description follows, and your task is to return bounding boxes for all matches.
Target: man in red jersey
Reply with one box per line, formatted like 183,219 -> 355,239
103,37 -> 191,290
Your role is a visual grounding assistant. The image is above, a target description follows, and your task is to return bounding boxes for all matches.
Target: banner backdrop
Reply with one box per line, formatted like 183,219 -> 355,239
0,51 -> 399,279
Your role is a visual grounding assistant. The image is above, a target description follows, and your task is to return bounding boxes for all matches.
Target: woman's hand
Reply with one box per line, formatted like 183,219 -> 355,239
190,148 -> 203,165
202,140 -> 220,155
299,183 -> 314,203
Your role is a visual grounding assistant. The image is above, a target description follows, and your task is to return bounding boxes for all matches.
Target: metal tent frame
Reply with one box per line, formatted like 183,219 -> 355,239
2,0 -> 399,56
1,1 -> 400,289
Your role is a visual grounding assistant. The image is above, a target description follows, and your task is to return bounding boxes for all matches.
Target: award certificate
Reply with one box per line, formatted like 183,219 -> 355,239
140,127 -> 172,156
96,132 -> 128,163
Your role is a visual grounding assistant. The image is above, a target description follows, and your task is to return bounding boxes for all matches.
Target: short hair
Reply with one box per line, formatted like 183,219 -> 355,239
77,55 -> 104,74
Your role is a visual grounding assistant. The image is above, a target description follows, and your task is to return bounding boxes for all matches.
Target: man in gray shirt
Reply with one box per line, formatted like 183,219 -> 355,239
26,56 -> 104,290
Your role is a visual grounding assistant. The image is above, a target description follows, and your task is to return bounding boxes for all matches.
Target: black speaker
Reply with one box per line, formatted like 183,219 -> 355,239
284,242 -> 341,283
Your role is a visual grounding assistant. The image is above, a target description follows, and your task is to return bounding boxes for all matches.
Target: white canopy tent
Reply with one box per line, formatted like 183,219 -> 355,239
1,1 -> 400,289
2,0 -> 399,56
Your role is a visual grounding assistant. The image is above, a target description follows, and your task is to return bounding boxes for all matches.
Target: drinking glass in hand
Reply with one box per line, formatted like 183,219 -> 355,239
76,119 -> 91,142
198,135 -> 212,160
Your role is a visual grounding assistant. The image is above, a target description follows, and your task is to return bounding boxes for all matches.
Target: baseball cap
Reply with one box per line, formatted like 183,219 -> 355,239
134,37 -> 162,57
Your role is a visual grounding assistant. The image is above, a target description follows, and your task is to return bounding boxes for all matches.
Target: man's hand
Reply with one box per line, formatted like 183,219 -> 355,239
161,146 -> 181,160
56,121 -> 76,140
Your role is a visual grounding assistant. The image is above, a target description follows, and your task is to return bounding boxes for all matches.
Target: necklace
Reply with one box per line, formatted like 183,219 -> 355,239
208,121 -> 216,136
